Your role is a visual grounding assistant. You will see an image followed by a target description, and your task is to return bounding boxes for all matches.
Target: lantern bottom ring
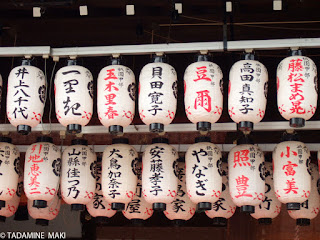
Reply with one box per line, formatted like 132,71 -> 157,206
173,219 -> 186,227
286,202 -> 301,210
17,125 -> 31,135
289,118 -> 305,128
111,202 -> 125,211
240,205 -> 255,214
109,125 -> 124,136
96,216 -> 110,225
212,217 -> 227,227
131,219 -> 144,227
152,202 -> 166,211
36,218 -> 49,226
71,204 -> 85,211
67,124 -> 82,134
258,218 -> 272,225
0,216 -> 6,223
149,123 -> 164,133
296,218 -> 310,226
33,200 -> 47,208
0,200 -> 5,209
197,202 -> 212,212
237,121 -> 253,133
196,122 -> 211,132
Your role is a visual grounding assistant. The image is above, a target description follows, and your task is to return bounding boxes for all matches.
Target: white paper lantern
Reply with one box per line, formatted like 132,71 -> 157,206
24,136 -> 61,209
0,137 -> 20,210
0,169 -> 23,222
123,161 -> 153,223
7,60 -> 46,135
164,161 -> 196,223
205,162 -> 236,226
86,157 -> 116,218
138,56 -> 177,133
61,139 -> 96,211
185,137 -> 222,211
28,192 -> 61,226
228,56 -> 268,132
251,161 -> 282,224
142,138 -> 179,211
288,163 -> 319,226
184,56 -> 223,131
102,138 -> 138,210
277,53 -> 317,128
273,140 -> 311,210
54,61 -> 93,134
228,143 -> 265,213
97,62 -> 136,135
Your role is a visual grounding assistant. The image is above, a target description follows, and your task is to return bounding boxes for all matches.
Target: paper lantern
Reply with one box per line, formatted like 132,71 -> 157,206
277,51 -> 317,127
28,192 -> 61,226
61,139 -> 96,211
205,162 -> 236,226
251,161 -> 281,224
228,142 -> 265,213
0,169 -> 23,222
97,58 -> 136,135
0,137 -> 20,210
228,54 -> 268,132
142,138 -> 179,211
164,160 -> 196,225
288,163 -> 319,226
86,157 -> 116,219
138,55 -> 177,133
24,136 -> 61,208
54,59 -> 93,134
102,138 -> 138,210
123,160 -> 153,224
273,139 -> 311,210
185,137 -> 222,211
7,59 -> 46,135
184,54 -> 223,131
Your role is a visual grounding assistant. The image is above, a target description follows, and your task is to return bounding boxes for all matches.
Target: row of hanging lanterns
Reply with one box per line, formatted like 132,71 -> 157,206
5,50 -> 318,135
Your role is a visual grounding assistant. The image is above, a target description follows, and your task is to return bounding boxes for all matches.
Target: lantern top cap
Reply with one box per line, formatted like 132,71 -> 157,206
237,135 -> 254,145
195,136 -> 211,143
112,138 -> 129,144
289,49 -> 303,57
151,54 -> 167,63
194,53 -> 211,62
97,155 -> 102,162
67,59 -> 78,66
152,137 -> 169,144
36,219 -> 49,226
178,157 -> 185,162
36,136 -> 53,143
71,139 -> 88,146
281,131 -> 300,142
241,52 -> 255,60
109,56 -> 124,66
21,58 -> 32,66
0,137 -> 12,143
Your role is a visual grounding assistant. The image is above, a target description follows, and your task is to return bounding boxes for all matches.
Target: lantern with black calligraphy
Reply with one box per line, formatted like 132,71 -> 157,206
184,54 -> 223,131
97,57 -> 136,135
24,136 -> 61,209
273,133 -> 311,210
7,59 -> 46,135
123,160 -> 153,225
228,53 -> 268,132
28,192 -> 60,226
0,169 -> 23,222
228,137 -> 265,214
251,160 -> 281,224
142,138 -> 179,211
287,163 -> 319,226
164,160 -> 196,225
54,59 -> 93,134
205,161 -> 236,226
185,137 -> 222,211
102,138 -> 138,210
86,156 -> 116,219
0,137 -> 20,210
61,139 -> 96,211
138,55 -> 177,133
277,50 -> 317,128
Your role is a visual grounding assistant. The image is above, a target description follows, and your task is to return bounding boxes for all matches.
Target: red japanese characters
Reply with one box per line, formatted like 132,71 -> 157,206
184,54 -> 223,131
24,137 -> 61,209
205,162 -> 236,226
273,139 -> 311,210
86,157 -> 116,219
0,137 -> 20,210
123,161 -> 154,223
55,60 -> 94,134
7,59 -> 46,135
164,161 -> 196,224
228,54 -> 268,132
102,138 -> 138,211
60,139 -> 96,211
228,143 -> 265,213
251,161 -> 281,224
277,52 -> 318,128
97,59 -> 136,135
142,138 -> 179,211
185,137 -> 222,211
138,55 -> 177,133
